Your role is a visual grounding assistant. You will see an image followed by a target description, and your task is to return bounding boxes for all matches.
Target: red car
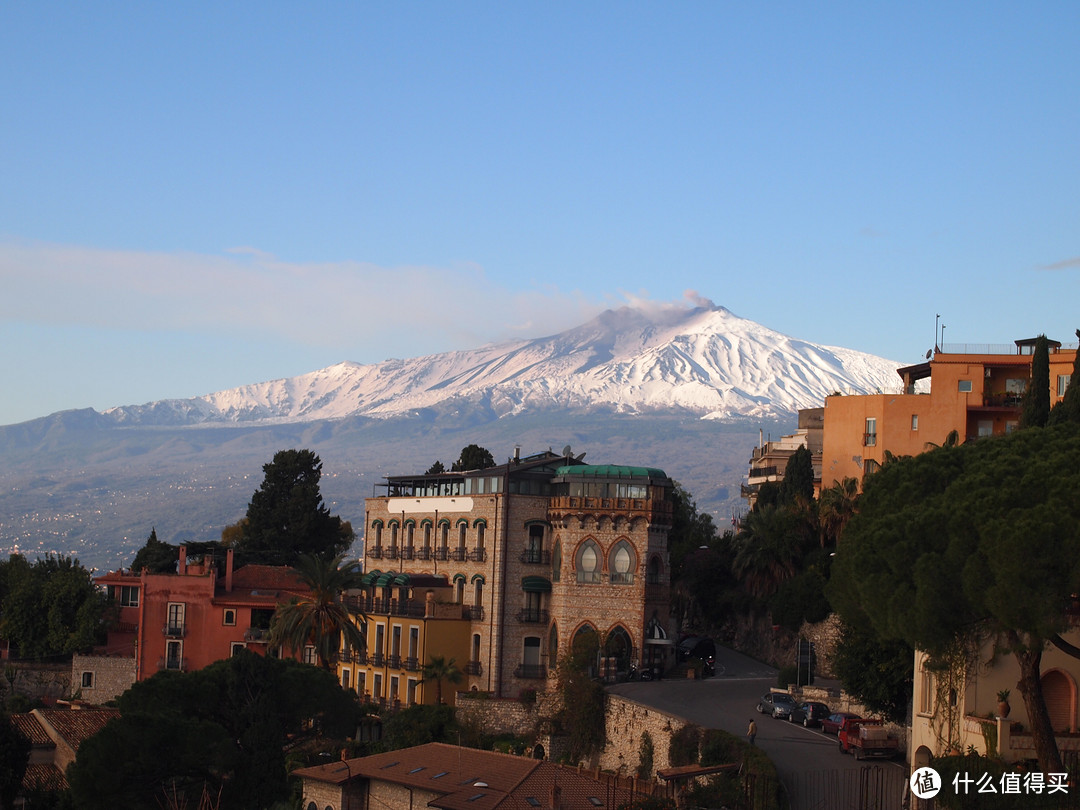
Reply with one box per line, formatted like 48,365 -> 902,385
821,712 -> 861,735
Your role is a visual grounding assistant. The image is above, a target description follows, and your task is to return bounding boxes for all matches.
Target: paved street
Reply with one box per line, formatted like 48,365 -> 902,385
609,646 -> 910,809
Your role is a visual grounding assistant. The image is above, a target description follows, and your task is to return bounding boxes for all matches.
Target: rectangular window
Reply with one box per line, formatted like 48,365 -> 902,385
230,642 -> 246,656
303,645 -> 317,665
408,627 -> 419,659
978,419 -> 994,437
911,414 -> 918,431
223,609 -> 236,626
115,585 -> 139,607
167,603 -> 185,635
1059,374 -> 1072,396
81,671 -> 94,689
407,678 -> 418,706
919,667 -> 934,714
165,640 -> 183,671
958,380 -> 973,393
374,673 -> 383,699
864,418 -> 877,447
342,669 -> 351,689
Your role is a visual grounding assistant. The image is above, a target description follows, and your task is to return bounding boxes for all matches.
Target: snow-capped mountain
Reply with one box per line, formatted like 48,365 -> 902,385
104,304 -> 908,426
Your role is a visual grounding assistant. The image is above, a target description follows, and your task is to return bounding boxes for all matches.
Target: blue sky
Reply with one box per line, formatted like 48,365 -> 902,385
1,2 -> 1078,426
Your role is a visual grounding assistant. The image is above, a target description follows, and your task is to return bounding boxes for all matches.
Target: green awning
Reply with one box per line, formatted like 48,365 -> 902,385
374,573 -> 395,587
391,573 -> 410,587
522,576 -> 552,593
360,570 -> 382,586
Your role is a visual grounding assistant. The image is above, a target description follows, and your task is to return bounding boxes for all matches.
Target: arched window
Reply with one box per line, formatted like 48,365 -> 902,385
609,540 -> 636,585
647,555 -> 663,585
548,623 -> 559,668
371,521 -> 383,550
552,540 -> 562,582
405,521 -> 415,550
389,521 -> 399,549
457,520 -> 468,551
604,626 -> 633,672
576,540 -> 602,584
454,574 -> 466,604
439,520 -> 450,551
475,522 -> 486,549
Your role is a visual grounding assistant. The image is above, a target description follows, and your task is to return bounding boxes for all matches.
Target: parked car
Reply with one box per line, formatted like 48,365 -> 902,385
837,717 -> 901,760
790,701 -> 831,727
757,692 -> 798,719
821,712 -> 861,735
676,636 -> 716,676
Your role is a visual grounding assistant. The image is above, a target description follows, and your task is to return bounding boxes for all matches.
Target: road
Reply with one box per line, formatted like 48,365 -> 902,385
608,645 -> 910,809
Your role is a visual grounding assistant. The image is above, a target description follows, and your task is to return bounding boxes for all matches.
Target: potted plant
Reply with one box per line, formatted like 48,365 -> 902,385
996,689 -> 1011,718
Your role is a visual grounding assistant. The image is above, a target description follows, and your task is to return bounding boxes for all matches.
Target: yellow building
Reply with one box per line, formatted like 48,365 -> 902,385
340,449 -> 675,707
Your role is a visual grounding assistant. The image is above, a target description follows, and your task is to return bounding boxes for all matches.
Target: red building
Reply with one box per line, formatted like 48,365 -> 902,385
94,547 -> 310,682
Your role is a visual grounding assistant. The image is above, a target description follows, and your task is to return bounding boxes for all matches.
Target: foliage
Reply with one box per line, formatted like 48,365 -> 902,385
424,460 -> 446,475
0,555 -> 106,659
667,724 -> 701,767
732,504 -> 812,599
829,422 -> 1080,773
617,799 -> 675,810
831,620 -> 913,723
380,704 -> 458,750
451,444 -> 495,472
768,567 -> 830,631
817,476 -> 859,546
129,528 -> 178,573
552,632 -> 606,763
689,730 -> 783,810
0,713 -> 30,810
779,446 -> 814,504
269,553 -> 366,670
1020,334 -> 1051,428
421,655 -> 464,705
636,730 -> 654,778
234,449 -> 354,565
67,651 -> 358,810
667,482 -> 719,582
1048,328 -> 1080,426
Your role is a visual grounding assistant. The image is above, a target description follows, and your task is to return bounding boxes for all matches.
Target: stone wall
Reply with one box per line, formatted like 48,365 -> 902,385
597,693 -> 690,778
71,654 -> 136,705
2,661 -> 71,704
455,693 -> 540,738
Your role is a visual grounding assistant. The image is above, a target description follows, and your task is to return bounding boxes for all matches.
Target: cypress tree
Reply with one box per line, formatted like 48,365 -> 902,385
1020,334 -> 1051,428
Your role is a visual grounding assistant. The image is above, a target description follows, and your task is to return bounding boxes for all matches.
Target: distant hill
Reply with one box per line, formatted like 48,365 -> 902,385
0,303 -> 912,571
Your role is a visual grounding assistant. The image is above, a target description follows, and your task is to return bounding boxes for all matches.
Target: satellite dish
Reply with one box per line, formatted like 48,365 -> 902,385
562,445 -> 573,456
925,349 -> 933,359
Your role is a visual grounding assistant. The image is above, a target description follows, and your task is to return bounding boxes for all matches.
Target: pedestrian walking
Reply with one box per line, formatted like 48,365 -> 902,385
747,718 -> 757,746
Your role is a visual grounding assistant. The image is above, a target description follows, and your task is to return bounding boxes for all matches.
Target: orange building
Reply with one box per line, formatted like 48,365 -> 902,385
820,337 -> 1076,488
92,547 -> 309,686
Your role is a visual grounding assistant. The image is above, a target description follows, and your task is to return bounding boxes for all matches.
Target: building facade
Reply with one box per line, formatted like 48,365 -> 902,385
93,548 -> 309,687
349,449 -> 675,706
820,338 -> 1076,488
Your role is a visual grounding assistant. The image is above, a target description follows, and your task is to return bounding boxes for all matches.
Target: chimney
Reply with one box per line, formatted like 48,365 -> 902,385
178,545 -> 187,575
513,445 -> 520,462
549,784 -> 561,810
226,549 -> 234,593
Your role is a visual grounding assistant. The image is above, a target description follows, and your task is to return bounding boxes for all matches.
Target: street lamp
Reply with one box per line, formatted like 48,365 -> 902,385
320,752 -> 354,810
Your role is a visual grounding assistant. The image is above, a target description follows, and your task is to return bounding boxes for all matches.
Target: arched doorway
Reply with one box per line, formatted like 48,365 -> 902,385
1042,669 -> 1076,733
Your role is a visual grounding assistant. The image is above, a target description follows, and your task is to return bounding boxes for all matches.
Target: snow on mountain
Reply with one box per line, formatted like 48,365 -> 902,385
103,305 -> 911,426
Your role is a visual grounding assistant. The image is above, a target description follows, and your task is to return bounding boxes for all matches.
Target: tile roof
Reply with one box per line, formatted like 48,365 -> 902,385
227,565 -> 308,594
11,714 -> 53,747
23,762 -> 67,792
34,708 -> 119,748
295,743 -> 658,810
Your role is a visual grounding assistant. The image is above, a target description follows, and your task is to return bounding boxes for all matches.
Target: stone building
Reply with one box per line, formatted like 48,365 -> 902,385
345,449 -> 675,705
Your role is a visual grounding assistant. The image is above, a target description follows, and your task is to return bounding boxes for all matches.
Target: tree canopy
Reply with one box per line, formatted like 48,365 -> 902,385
67,651 -> 358,810
232,449 -> 354,565
129,528 -> 178,573
1020,334 -> 1051,428
829,421 -> 1080,773
451,444 -> 495,472
1047,328 -> 1080,426
779,445 -> 814,505
0,555 -> 106,660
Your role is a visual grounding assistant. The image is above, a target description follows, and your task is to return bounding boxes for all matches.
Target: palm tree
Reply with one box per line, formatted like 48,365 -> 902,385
731,503 -> 806,599
269,553 -> 366,670
818,477 -> 859,546
421,655 -> 463,704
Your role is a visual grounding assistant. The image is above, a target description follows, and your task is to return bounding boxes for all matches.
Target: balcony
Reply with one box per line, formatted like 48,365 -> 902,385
576,571 -> 603,584
385,546 -> 399,560
464,605 -> 485,621
520,548 -> 551,565
450,548 -> 467,561
371,652 -> 384,667
387,654 -> 402,669
863,432 -> 877,447
514,664 -> 548,679
434,548 -> 448,561
163,624 -> 187,638
404,657 -> 420,672
610,572 -> 635,585
369,546 -> 384,559
468,548 -> 487,562
400,547 -> 414,560
465,660 -> 483,675
244,627 -> 271,643
415,547 -> 431,560
517,608 -> 549,624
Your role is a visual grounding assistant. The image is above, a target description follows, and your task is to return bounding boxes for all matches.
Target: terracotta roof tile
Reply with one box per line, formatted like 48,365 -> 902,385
34,708 -> 119,748
11,714 -> 52,747
23,762 -> 67,792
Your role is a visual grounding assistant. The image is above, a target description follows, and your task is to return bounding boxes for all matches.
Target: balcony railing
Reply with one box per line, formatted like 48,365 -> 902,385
468,548 -> 487,562
371,652 -> 384,667
450,548 -> 467,561
385,546 -> 399,560
163,624 -> 187,637
387,654 -> 402,669
863,432 -> 877,447
514,664 -> 548,679
434,548 -> 448,561
520,548 -> 551,565
517,608 -> 549,624
609,572 -> 635,585
404,657 -> 420,672
400,547 -> 414,560
415,547 -> 431,560
465,660 -> 483,675
576,571 -> 603,584
245,627 -> 271,642
369,546 -> 384,559
464,605 -> 485,621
